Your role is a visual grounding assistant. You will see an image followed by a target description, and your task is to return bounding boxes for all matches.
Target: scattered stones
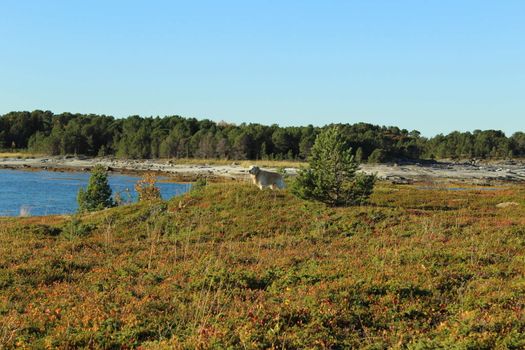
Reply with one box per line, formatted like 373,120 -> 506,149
496,202 -> 520,208
470,179 -> 493,187
387,176 -> 413,185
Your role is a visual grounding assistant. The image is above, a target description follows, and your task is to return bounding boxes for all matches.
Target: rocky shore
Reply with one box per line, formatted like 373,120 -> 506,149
0,156 -> 250,182
1,156 -> 525,184
361,160 -> 525,185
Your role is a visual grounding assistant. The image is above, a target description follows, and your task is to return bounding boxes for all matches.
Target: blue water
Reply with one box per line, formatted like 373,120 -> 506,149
0,169 -> 191,216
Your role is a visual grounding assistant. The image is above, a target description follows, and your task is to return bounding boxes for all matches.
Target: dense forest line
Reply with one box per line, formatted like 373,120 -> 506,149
1,110 -> 524,162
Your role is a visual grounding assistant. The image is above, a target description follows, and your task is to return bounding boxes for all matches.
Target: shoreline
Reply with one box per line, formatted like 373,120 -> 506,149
1,156 -> 525,184
0,156 -> 254,182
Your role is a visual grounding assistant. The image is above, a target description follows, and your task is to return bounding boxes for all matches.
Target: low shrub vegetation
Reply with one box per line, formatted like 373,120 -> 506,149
135,173 -> 162,201
0,181 -> 524,348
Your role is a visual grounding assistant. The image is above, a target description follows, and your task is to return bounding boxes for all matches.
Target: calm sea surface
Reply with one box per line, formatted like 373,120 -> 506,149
0,169 -> 191,216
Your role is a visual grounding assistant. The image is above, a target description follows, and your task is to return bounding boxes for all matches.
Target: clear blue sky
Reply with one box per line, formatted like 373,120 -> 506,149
1,0 -> 523,136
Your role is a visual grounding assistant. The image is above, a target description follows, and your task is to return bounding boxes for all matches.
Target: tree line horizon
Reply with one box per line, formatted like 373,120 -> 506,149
1,110 -> 524,162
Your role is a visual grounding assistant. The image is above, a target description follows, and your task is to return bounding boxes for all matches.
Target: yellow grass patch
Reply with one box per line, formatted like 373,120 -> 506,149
170,157 -> 307,168
0,151 -> 43,158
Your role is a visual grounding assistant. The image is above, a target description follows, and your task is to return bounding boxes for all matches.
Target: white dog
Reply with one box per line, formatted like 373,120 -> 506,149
248,166 -> 285,190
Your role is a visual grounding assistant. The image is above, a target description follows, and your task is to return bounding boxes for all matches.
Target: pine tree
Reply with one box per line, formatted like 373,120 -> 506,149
355,147 -> 363,162
292,126 -> 375,206
368,148 -> 386,164
77,165 -> 114,212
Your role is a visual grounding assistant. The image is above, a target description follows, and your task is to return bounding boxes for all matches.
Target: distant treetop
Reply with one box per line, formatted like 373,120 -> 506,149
0,110 -> 523,161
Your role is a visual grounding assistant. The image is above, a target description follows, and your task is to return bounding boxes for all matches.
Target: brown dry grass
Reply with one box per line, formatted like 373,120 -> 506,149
0,152 -> 43,159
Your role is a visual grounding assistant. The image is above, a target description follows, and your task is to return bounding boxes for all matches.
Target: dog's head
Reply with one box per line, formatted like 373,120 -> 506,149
248,166 -> 260,175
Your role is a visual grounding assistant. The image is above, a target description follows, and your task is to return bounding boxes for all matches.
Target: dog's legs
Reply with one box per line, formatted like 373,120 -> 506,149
271,184 -> 278,201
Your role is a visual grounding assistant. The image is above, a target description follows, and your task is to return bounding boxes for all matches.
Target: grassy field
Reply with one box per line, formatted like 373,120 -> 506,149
1,182 -> 525,348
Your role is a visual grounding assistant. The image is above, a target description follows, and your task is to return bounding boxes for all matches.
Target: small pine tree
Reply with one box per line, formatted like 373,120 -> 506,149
98,145 -> 107,157
260,142 -> 268,160
355,147 -> 363,163
77,165 -> 114,212
368,148 -> 386,164
292,126 -> 375,206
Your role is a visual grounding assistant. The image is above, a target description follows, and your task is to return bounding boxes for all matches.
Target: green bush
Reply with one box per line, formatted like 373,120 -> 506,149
292,126 -> 375,206
192,176 -> 208,191
77,165 -> 114,212
61,216 -> 95,239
